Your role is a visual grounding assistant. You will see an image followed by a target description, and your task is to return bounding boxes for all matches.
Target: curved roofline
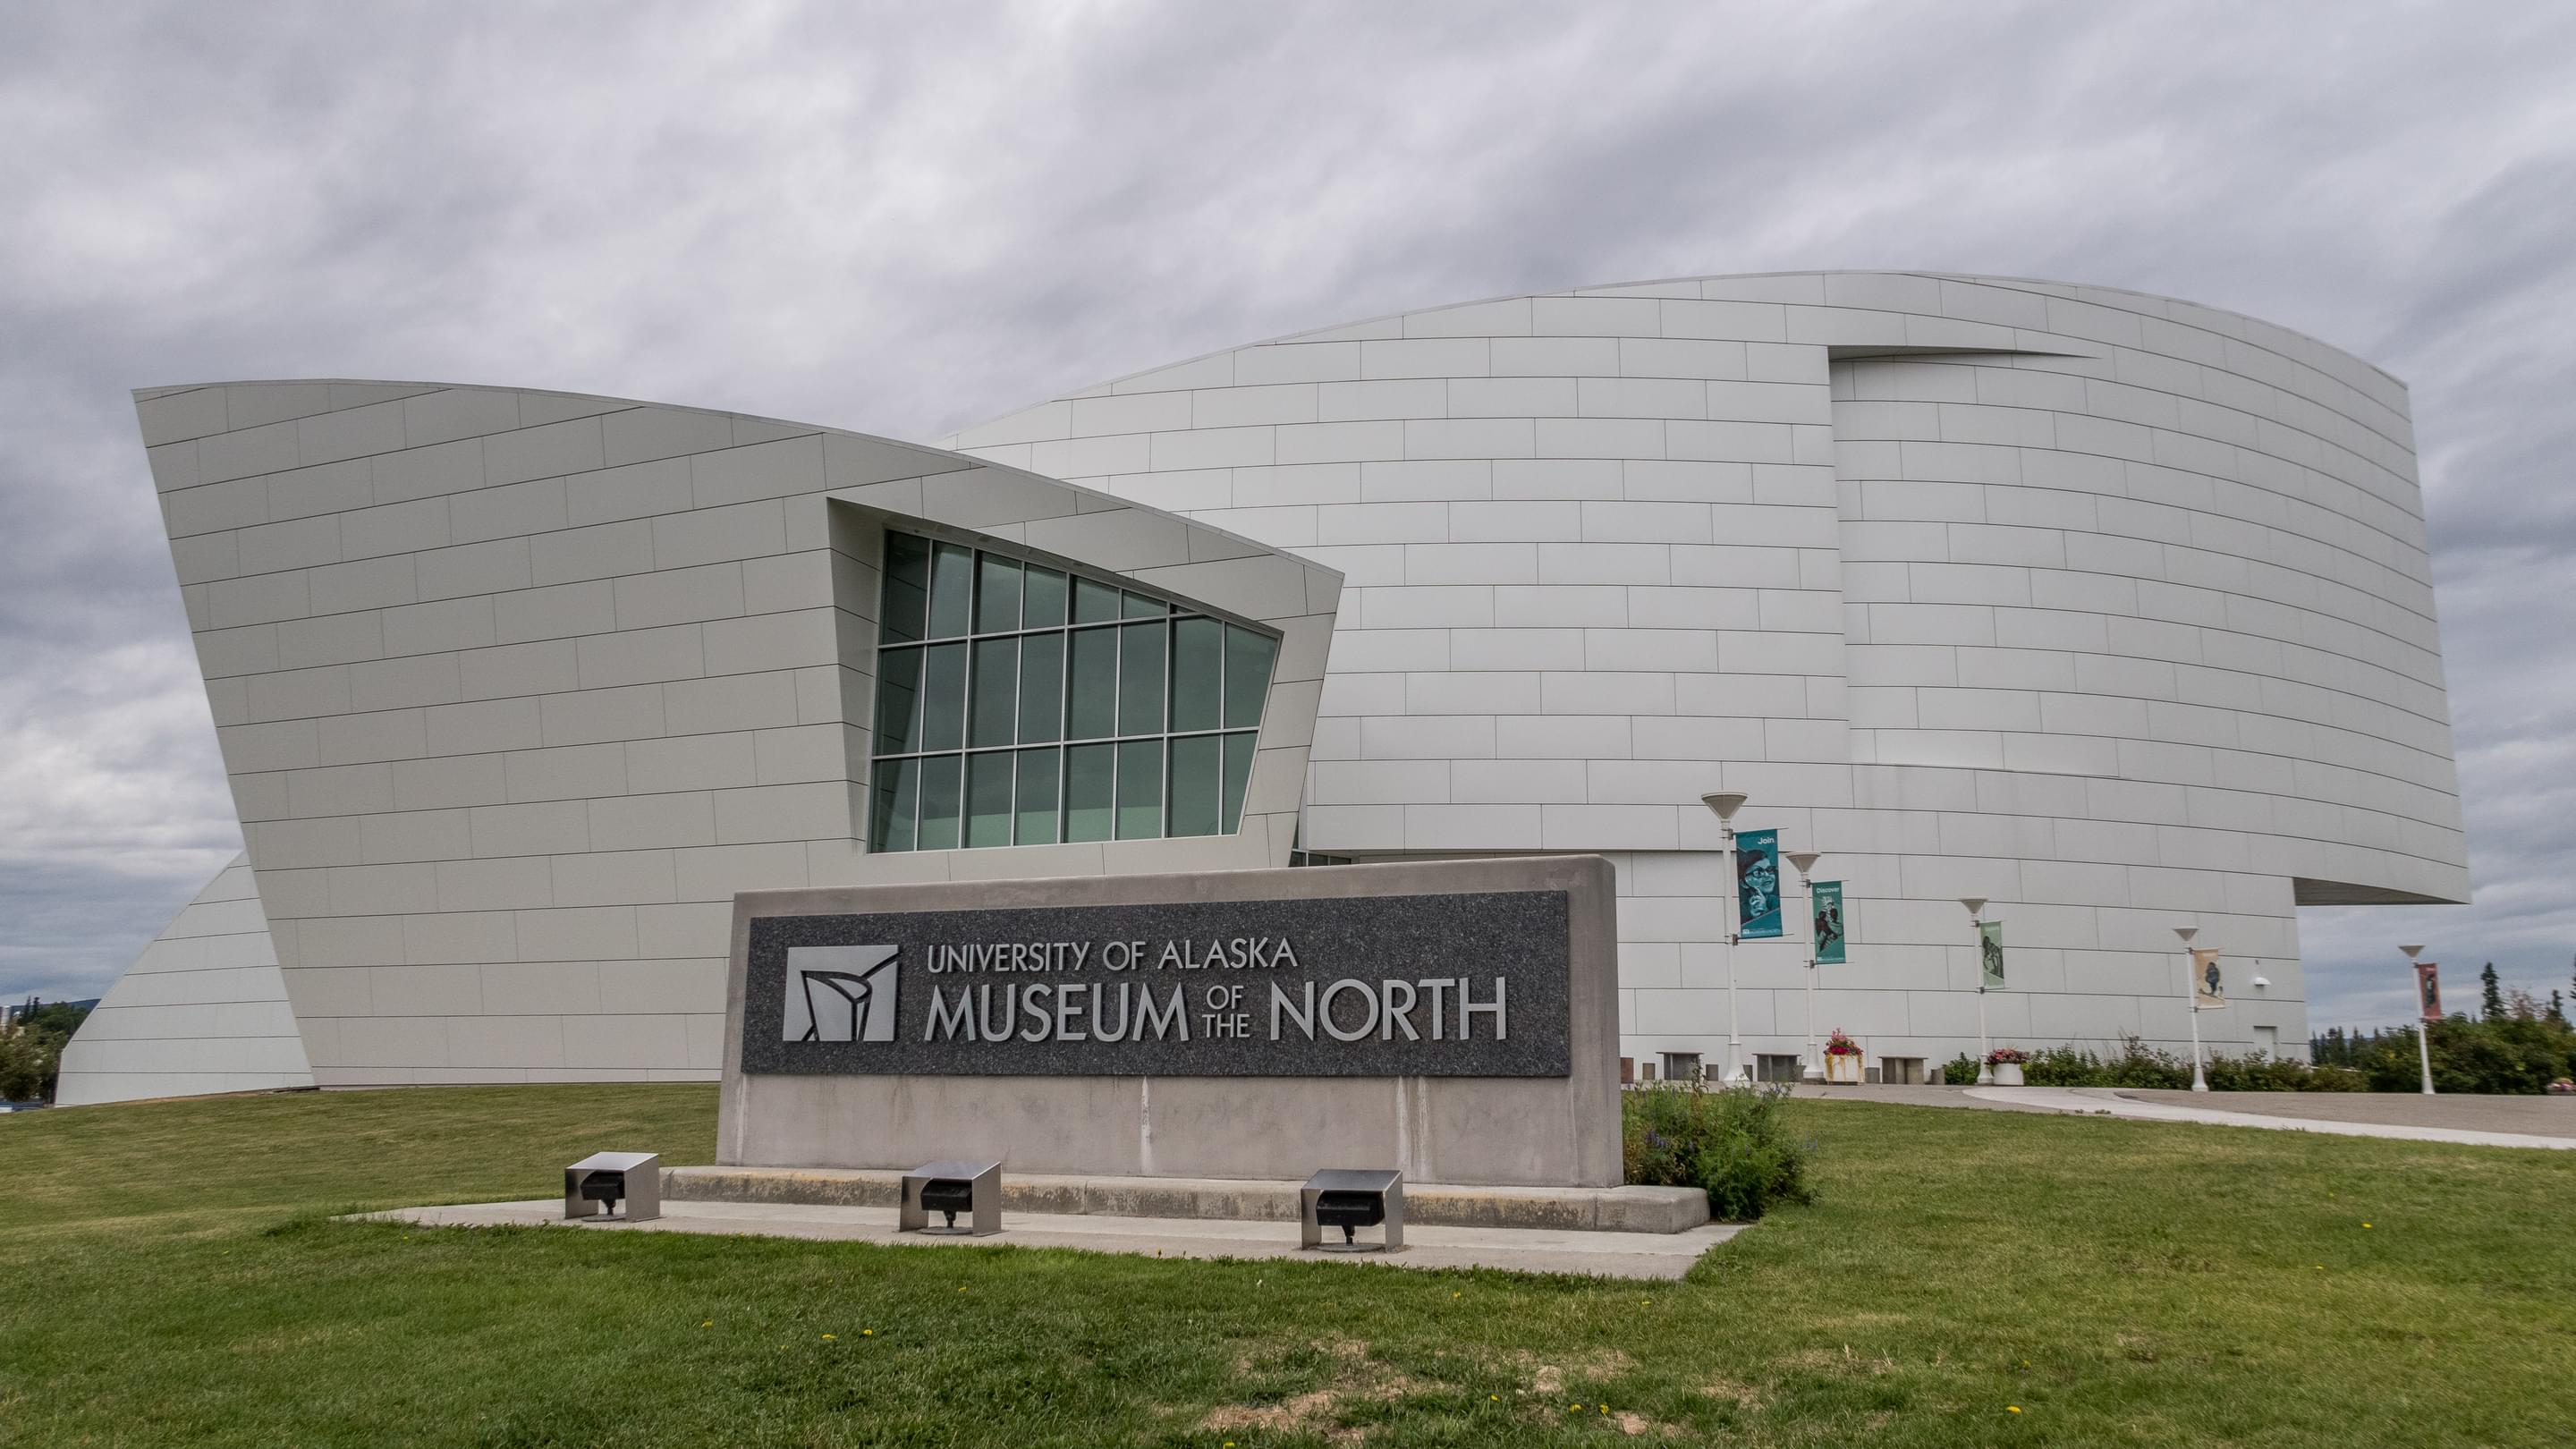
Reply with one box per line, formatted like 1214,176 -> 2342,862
131,377 -> 1343,593
948,268 -> 2404,445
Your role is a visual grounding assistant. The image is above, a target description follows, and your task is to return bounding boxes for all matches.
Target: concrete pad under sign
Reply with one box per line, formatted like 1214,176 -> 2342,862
663,1165 -> 1709,1233
354,1199 -> 1745,1280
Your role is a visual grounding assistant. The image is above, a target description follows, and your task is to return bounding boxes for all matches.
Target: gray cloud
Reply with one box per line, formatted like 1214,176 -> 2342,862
5,0 -> 2572,1028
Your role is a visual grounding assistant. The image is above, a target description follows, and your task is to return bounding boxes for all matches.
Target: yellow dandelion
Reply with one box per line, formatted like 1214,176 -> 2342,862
821,1334 -> 835,1341
2008,1405 -> 2022,1413
1489,1394 -> 1499,1402
1453,1292 -> 1462,1299
1599,1403 -> 1609,1412
1570,1403 -> 1581,1412
862,1328 -> 874,1336
2363,1223 -> 2372,1228
699,1320 -> 712,1328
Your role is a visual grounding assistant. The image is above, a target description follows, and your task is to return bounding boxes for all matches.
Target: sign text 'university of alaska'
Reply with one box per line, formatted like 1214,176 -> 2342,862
739,890 -> 1572,1078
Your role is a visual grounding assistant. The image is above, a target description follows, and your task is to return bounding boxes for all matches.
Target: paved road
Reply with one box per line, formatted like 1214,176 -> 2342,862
1964,1087 -> 2576,1149
1784,1082 -> 2576,1149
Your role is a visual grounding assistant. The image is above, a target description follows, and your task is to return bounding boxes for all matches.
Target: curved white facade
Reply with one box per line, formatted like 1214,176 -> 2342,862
66,271 -> 2463,1103
942,271 -> 2465,1073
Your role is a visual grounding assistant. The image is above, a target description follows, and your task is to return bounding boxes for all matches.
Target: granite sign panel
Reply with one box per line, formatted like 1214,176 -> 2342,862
740,889 -> 1572,1078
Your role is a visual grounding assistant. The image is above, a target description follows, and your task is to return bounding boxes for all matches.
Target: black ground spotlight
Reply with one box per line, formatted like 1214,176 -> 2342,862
562,1150 -> 662,1223
899,1159 -> 1002,1236
1300,1168 -> 1405,1253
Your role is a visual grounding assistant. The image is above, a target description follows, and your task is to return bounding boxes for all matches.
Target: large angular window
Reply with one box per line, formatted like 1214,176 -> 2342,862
868,530 -> 1275,852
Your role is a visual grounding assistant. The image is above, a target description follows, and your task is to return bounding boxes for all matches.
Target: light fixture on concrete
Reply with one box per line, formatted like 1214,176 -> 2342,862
563,1150 -> 661,1223
900,1159 -> 1002,1236
2399,945 -> 2436,1095
2175,927 -> 2209,1092
1301,1168 -> 1404,1253
1785,851 -> 1826,1083
1962,900 -> 1991,1081
1702,791 -> 1753,1083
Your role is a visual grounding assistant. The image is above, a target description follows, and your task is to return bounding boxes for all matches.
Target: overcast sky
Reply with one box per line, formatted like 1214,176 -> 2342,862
5,1 -> 2572,1028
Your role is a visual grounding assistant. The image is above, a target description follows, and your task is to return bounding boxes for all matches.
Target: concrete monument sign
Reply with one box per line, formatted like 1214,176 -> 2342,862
741,891 -> 1572,1078
718,856 -> 1619,1187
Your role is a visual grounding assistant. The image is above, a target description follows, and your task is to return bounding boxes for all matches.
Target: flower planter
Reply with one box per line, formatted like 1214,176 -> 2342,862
1991,1063 -> 2025,1087
1824,1054 -> 1864,1084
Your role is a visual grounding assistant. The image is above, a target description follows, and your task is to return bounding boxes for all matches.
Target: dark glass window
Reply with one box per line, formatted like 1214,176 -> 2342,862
869,530 -> 1276,852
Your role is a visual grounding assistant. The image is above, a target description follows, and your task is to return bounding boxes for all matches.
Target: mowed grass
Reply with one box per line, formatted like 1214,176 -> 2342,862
1,1088 -> 2570,1447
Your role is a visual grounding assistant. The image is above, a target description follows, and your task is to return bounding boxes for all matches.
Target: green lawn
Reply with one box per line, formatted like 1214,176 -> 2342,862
1,1087 -> 2569,1447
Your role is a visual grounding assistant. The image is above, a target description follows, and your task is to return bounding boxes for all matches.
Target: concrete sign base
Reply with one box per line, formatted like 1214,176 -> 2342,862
717,855 -> 1621,1188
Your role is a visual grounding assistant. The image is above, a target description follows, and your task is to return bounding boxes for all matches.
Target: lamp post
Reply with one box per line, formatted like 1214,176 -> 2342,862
2176,926 -> 2208,1093
1700,791 -> 1750,1084
1787,850 -> 1825,1083
2400,945 -> 2436,1096
1962,897 -> 1989,1084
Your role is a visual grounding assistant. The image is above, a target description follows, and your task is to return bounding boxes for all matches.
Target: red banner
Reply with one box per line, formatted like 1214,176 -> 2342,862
2415,962 -> 2443,1022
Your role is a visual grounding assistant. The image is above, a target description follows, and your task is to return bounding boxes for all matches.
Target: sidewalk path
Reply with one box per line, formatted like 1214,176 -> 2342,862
1964,1086 -> 2576,1150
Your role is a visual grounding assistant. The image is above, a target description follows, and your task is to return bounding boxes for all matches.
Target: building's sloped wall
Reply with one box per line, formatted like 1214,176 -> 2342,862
946,271 -> 2467,1064
55,854 -> 309,1105
130,382 -> 1335,1089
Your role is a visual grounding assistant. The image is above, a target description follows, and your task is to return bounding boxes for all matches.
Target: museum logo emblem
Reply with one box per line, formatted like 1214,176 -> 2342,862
783,945 -> 901,1043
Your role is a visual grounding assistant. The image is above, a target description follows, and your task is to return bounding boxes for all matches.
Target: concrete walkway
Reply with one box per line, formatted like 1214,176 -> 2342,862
1963,1086 -> 2576,1149
360,1198 -> 1745,1279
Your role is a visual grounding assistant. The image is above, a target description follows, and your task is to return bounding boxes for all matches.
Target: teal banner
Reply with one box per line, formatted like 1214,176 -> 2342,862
1735,828 -> 1782,940
1979,919 -> 2005,988
1811,880 -> 1846,964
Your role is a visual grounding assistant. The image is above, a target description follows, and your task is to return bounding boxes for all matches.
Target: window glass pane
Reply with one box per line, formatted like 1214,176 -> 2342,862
1115,740 -> 1164,839
869,757 -> 918,852
917,754 -> 962,851
1021,565 -> 1068,629
1167,734 -> 1220,837
1017,633 -> 1063,743
1221,732 -> 1257,833
975,555 -> 1021,634
918,642 -> 967,752
873,646 -> 922,756
966,751 -> 1014,847
882,533 -> 930,644
969,639 -> 1018,749
1169,617 -> 1222,732
1118,622 -> 1166,737
871,530 -> 1250,855
1063,743 -> 1114,842
1072,575 -> 1120,624
1224,625 -> 1277,730
927,542 -> 973,639
1014,747 -> 1060,845
1064,627 -> 1116,740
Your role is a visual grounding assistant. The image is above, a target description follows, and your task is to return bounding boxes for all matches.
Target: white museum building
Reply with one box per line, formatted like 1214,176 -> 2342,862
58,271 -> 2468,1105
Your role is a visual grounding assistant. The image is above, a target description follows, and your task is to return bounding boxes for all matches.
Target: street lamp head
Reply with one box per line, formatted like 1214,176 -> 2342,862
2174,926 -> 2199,945
2399,944 -> 2424,961
1784,850 -> 1823,878
1959,897 -> 1987,919
1699,791 -> 1748,823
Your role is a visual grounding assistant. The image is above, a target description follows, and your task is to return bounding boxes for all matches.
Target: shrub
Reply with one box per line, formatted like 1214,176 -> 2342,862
2202,1052 -> 2368,1092
2107,1036 -> 2194,1089
1623,1080 -> 1813,1221
1939,1053 -> 1984,1086
2024,1046 -> 2110,1087
2317,1015 -> 2576,1094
